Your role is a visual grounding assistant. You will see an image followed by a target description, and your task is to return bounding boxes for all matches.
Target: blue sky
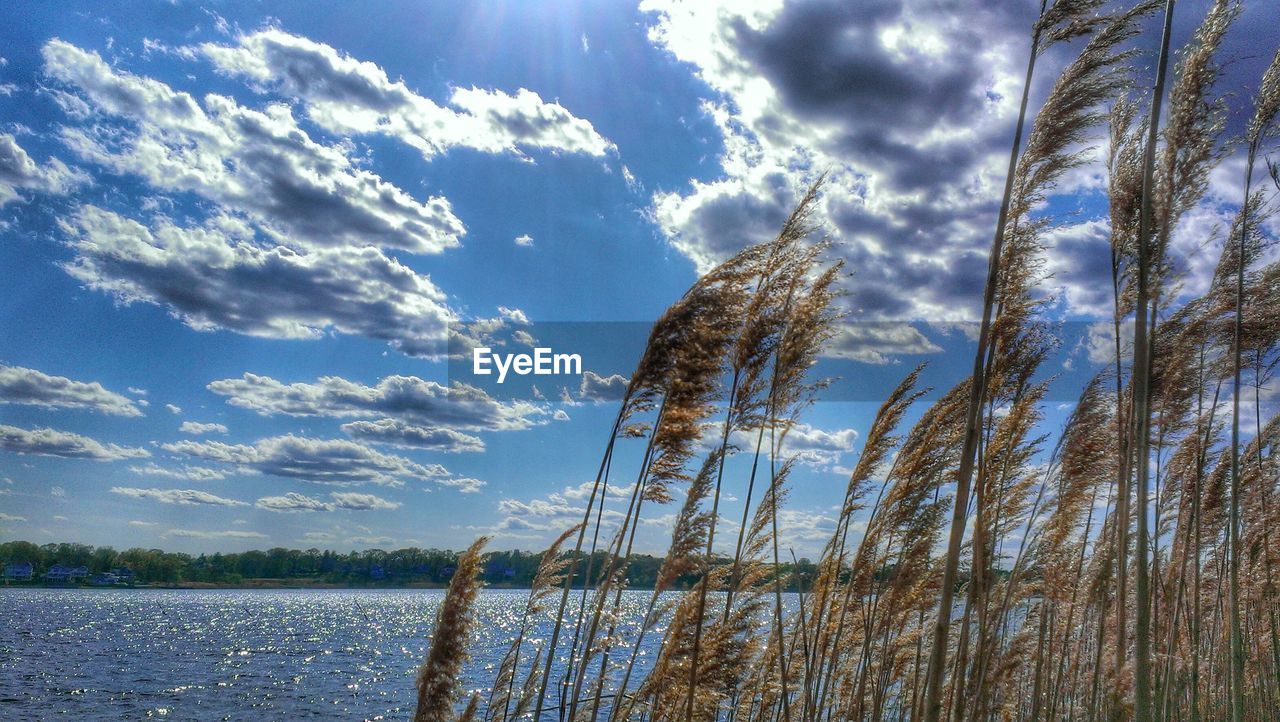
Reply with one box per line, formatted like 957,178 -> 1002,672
1,0 -> 1276,557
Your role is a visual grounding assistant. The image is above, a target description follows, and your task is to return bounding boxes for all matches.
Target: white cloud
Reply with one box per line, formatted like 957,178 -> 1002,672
493,480 -> 631,533
164,528 -> 268,540
824,323 -> 942,364
201,29 -> 613,160
208,373 -> 541,430
129,462 -> 228,481
329,491 -> 402,510
640,0 -> 1051,323
166,404 -> 182,414
0,364 -> 144,416
163,434 -> 462,488
0,133 -> 85,206
1081,318 -> 1134,366
256,490 -> 400,513
732,422 -> 859,469
0,424 -> 150,461
579,371 -> 629,402
346,534 -> 393,546
180,421 -> 228,435
339,419 -> 484,453
0,512 -> 26,522
442,477 -> 485,494
59,206 -> 457,358
43,39 -> 466,255
111,486 -> 247,506
497,306 -> 530,325
514,233 -> 534,247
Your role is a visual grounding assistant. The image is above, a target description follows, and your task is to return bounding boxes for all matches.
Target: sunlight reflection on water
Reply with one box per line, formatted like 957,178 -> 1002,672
0,588 -> 700,719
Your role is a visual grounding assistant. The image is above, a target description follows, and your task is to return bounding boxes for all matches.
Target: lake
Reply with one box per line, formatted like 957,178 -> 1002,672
0,587 -> 673,720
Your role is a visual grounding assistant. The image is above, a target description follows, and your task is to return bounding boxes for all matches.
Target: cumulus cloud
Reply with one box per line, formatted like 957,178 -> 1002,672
200,29 -> 612,160
0,133 -> 84,205
0,364 -> 144,416
514,233 -> 534,247
59,206 -> 456,357
0,512 -> 26,522
164,528 -> 268,540
256,492 -> 332,512
0,424 -> 150,461
733,422 -> 859,469
129,462 -> 228,481
339,419 -> 484,453
641,0 -> 1052,323
579,371 -> 629,402
208,373 -> 541,430
180,421 -> 228,435
110,486 -> 247,506
346,534 -> 394,546
493,480 -> 630,533
42,39 -> 465,255
166,404 -> 182,414
162,434 -> 466,488
823,323 -> 942,364
330,491 -> 402,510
1042,220 -> 1119,318
254,490 -> 400,512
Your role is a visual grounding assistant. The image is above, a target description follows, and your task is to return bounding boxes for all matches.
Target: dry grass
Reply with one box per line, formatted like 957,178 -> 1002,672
411,2 -> 1280,720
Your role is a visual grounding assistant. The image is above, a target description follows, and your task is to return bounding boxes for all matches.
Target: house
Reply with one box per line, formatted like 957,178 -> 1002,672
44,564 -> 73,584
44,565 -> 89,585
4,562 -> 33,581
111,567 -> 135,584
91,573 -> 119,586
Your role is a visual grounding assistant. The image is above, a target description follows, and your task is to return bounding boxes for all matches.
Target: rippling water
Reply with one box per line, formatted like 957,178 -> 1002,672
0,587 -> 672,720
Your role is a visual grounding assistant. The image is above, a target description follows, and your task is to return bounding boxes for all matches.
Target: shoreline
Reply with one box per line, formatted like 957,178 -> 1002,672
0,582 -> 691,591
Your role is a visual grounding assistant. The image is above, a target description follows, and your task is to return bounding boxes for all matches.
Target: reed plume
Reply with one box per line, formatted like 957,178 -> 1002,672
415,537 -> 489,722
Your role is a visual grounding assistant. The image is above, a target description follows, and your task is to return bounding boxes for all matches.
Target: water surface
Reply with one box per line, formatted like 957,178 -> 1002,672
0,588 -> 666,720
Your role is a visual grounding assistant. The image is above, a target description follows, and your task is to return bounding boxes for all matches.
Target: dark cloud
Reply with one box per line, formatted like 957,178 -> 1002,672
735,0 -> 1012,131
643,0 -> 1070,325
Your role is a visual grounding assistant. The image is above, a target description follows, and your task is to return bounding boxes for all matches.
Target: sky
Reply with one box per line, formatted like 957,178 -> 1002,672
1,0 -> 1277,558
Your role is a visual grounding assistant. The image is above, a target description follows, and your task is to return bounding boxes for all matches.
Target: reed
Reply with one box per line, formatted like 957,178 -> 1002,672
414,536 -> 488,722
410,2 -> 1280,720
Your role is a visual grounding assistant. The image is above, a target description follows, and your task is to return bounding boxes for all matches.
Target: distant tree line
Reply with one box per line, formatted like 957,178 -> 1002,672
0,540 -> 819,588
